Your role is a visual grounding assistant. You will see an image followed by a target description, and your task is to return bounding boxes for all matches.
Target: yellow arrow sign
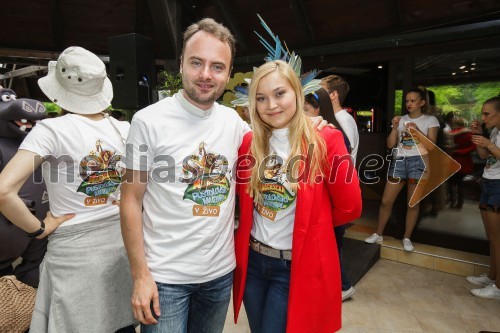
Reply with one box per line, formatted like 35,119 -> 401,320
408,128 -> 462,207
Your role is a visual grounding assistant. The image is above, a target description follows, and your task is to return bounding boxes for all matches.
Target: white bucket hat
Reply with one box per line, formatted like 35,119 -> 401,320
38,46 -> 113,114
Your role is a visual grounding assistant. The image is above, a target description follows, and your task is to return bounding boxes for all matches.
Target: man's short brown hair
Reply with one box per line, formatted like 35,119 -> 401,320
321,75 -> 350,104
182,18 -> 236,66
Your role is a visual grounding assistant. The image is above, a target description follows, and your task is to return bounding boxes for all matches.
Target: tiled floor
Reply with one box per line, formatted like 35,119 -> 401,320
222,259 -> 500,333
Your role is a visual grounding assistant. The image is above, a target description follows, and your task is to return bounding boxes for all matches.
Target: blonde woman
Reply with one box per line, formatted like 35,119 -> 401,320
365,87 -> 440,251
232,60 -> 362,333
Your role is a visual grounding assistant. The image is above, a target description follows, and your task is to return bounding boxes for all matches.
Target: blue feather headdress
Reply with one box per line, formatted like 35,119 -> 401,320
231,14 -> 322,107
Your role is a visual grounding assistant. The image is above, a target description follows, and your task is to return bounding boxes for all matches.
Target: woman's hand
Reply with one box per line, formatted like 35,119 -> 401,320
471,135 -> 494,149
471,120 -> 483,134
391,116 -> 401,129
37,211 -> 75,239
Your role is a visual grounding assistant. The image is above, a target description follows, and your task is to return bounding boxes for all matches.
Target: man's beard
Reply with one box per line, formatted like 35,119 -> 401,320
182,78 -> 224,107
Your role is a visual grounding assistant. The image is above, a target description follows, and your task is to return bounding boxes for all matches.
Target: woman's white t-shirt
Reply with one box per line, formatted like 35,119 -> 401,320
483,127 -> 500,179
251,128 -> 296,250
395,114 -> 440,157
20,114 -> 129,229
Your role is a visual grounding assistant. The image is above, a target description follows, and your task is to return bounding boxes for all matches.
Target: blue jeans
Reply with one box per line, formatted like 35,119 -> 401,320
243,248 -> 291,333
141,271 -> 233,333
334,224 -> 352,291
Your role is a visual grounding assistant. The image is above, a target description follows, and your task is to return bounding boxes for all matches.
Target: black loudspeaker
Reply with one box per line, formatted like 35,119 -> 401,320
108,33 -> 156,110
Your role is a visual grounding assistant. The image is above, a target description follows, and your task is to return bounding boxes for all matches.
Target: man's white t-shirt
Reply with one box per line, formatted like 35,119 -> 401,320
251,128 -> 296,250
124,91 -> 250,284
395,114 -> 440,157
335,109 -> 359,164
483,127 -> 500,179
20,114 -> 129,229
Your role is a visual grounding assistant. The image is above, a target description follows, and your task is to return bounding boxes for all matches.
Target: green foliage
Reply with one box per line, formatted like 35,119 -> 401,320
158,71 -> 183,95
43,102 -> 61,114
395,81 -> 500,120
394,90 -> 403,116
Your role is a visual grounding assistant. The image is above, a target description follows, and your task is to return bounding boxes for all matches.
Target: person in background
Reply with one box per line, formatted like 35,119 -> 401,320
320,75 -> 358,163
443,111 -> 455,134
320,75 -> 359,301
304,88 -> 356,301
447,117 -> 475,209
468,96 -> 500,300
233,60 -> 362,333
241,106 -> 251,123
304,92 -> 320,117
0,46 -> 135,332
365,87 -> 440,252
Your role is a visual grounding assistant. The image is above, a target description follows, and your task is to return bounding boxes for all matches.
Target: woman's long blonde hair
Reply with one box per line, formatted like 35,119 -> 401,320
247,60 -> 327,203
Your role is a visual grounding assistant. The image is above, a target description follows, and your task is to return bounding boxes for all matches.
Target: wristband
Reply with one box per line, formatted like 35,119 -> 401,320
26,219 -> 45,238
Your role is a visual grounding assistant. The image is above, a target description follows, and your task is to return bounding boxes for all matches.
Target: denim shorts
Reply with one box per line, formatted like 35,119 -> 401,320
388,155 -> 427,184
479,178 -> 500,212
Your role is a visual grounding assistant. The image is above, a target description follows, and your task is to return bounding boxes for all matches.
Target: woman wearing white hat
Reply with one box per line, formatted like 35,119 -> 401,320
0,46 -> 135,332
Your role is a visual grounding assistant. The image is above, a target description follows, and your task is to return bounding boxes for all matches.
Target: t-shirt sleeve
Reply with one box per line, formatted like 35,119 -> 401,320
236,115 -> 252,150
19,120 -> 58,158
428,115 -> 440,128
335,110 -> 359,148
123,115 -> 153,171
241,117 -> 251,135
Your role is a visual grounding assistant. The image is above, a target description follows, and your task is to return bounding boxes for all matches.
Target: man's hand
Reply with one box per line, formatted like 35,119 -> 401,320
131,275 -> 161,324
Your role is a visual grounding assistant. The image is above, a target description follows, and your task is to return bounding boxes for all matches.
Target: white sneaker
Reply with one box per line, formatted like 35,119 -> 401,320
342,286 -> 355,301
402,238 -> 414,252
466,273 -> 495,286
471,284 -> 500,300
364,233 -> 383,244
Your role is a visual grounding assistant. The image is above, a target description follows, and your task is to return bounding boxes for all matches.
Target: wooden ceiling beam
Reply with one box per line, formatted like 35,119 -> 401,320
49,0 -> 64,50
235,19 -> 500,66
289,0 -> 315,40
211,0 -> 249,52
146,0 -> 182,63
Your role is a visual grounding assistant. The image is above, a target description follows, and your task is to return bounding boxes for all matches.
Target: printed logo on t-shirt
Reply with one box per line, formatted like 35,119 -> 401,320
77,139 -> 124,206
179,141 -> 230,216
257,153 -> 296,222
400,125 -> 420,150
486,154 -> 497,169
486,135 -> 498,169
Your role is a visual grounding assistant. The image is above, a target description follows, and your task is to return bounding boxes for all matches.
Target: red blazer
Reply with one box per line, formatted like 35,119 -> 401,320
233,128 -> 362,333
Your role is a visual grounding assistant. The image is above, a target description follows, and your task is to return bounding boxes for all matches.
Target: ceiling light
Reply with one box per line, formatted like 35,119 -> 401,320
471,62 -> 476,66
452,72 -> 456,75
377,65 -> 383,69
464,70 -> 469,73
459,65 -> 466,69
471,67 -> 475,71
